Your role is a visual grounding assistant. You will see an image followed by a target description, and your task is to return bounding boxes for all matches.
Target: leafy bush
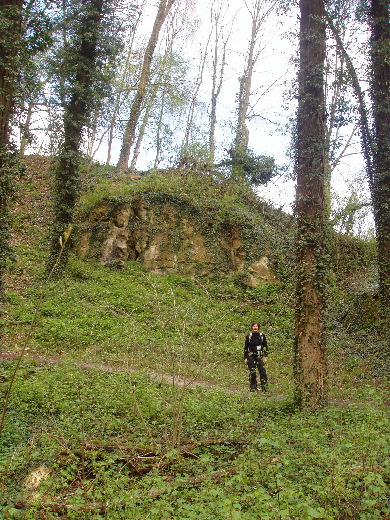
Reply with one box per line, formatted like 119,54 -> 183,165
222,147 -> 277,185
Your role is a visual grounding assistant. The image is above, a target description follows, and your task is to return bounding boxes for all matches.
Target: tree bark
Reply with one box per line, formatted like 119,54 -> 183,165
152,84 -> 166,169
232,0 -> 276,181
0,0 -> 22,142
294,0 -> 328,411
209,2 -> 229,166
369,0 -> 390,325
105,5 -> 144,165
130,83 -> 158,169
117,0 -> 175,172
181,35 -> 210,154
325,12 -> 374,187
48,0 -> 105,273
0,0 -> 23,302
233,3 -> 257,156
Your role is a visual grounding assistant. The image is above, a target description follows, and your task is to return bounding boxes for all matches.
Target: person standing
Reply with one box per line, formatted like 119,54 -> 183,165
244,322 -> 268,392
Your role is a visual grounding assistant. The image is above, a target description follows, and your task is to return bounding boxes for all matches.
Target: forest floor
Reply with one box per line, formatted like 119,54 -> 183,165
1,158 -> 389,519
0,349 -> 254,395
0,349 -> 358,405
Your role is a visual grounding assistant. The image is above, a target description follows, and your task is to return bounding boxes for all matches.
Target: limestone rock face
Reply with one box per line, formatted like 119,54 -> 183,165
77,195 -> 278,286
24,465 -> 51,490
247,257 -> 278,287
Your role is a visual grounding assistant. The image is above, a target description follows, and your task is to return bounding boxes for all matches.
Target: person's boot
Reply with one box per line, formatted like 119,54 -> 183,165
250,374 -> 257,392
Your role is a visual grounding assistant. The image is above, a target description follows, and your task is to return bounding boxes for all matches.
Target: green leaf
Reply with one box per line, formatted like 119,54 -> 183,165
307,506 -> 323,518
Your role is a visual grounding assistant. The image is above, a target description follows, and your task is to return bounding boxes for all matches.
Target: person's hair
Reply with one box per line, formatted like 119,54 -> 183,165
251,322 -> 260,328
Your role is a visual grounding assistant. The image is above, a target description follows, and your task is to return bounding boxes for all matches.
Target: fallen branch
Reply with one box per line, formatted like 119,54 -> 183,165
12,467 -> 239,515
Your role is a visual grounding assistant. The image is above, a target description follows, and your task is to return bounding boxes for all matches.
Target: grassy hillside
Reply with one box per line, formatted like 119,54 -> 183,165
0,158 -> 388,519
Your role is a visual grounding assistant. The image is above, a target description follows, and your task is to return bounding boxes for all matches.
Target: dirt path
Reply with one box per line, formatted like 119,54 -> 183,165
2,350 -> 371,407
0,350 -> 249,395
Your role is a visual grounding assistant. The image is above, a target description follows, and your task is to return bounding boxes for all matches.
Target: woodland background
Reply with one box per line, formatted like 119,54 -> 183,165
0,0 -> 389,518
1,0 -> 380,225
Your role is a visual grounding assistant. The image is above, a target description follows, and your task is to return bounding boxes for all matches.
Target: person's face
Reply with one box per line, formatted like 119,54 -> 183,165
252,323 -> 259,332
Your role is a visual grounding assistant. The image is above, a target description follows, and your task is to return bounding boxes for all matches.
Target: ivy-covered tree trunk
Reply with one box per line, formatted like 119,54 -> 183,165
369,0 -> 390,326
294,0 -> 328,411
0,0 -> 23,301
0,0 -> 22,141
117,0 -> 175,173
48,0 -> 104,273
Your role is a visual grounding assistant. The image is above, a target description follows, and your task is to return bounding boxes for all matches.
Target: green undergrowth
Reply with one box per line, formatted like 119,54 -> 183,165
2,161 -> 388,519
77,168 -> 272,218
4,257 -> 294,388
1,256 -> 389,519
0,359 -> 388,519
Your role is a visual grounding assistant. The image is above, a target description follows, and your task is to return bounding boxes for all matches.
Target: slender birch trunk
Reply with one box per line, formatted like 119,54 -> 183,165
117,0 -> 175,172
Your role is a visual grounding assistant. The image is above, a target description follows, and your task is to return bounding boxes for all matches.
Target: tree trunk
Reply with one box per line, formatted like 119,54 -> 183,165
325,12 -> 374,187
208,1 -> 230,166
19,99 -> 33,157
232,0 -> 275,181
233,10 -> 256,155
137,39 -> 174,170
369,0 -> 390,325
181,33 -> 211,153
294,0 -> 328,411
0,0 -> 23,303
48,0 -> 105,273
106,5 -> 143,165
130,84 -> 158,169
153,85 -> 166,169
0,0 -> 22,142
117,0 -> 175,172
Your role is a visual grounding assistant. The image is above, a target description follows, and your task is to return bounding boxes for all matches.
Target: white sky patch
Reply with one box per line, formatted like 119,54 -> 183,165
18,0 -> 373,234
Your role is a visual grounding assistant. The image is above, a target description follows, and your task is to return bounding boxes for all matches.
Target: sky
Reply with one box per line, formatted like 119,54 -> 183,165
22,0 -> 373,232
106,0 -> 302,210
115,0 -> 370,220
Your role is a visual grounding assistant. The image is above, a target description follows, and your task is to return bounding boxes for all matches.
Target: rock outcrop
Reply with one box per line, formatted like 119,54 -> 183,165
76,193 -> 279,286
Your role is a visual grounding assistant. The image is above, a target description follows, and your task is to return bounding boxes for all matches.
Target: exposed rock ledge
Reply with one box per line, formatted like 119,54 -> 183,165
76,194 -> 279,287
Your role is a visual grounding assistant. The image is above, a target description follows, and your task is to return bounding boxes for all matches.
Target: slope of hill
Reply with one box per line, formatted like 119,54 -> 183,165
0,157 -> 388,519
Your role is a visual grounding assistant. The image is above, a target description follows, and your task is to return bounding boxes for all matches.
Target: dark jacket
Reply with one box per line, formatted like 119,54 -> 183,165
244,331 -> 268,360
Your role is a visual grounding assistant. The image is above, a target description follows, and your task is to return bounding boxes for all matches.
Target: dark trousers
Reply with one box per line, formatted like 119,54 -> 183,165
247,355 -> 268,391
